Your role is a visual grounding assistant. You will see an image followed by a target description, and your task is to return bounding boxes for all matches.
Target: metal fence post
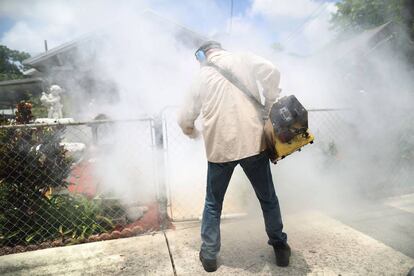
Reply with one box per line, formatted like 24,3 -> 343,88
153,113 -> 168,229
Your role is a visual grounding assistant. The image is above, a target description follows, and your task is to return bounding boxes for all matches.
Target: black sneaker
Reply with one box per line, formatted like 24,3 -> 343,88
272,242 -> 291,267
199,251 -> 217,272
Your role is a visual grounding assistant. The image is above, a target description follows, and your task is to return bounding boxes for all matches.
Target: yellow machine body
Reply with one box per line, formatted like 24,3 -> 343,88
264,114 -> 314,163
274,129 -> 314,160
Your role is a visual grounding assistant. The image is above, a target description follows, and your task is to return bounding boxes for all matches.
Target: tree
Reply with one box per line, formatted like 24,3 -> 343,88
0,45 -> 31,81
332,0 -> 414,38
332,0 -> 414,64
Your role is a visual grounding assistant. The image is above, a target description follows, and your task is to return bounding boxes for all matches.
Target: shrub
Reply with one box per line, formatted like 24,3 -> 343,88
0,102 -> 115,246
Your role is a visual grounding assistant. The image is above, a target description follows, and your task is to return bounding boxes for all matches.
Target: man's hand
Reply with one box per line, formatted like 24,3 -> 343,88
183,126 -> 201,139
189,128 -> 201,139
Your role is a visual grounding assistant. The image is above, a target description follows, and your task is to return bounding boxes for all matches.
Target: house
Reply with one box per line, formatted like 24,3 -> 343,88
2,10 -> 206,118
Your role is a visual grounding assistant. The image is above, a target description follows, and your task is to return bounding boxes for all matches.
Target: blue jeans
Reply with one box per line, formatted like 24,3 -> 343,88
200,151 -> 287,260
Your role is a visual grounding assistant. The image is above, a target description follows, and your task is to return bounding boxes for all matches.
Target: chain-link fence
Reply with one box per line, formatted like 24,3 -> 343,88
0,118 -> 161,253
162,107 -> 414,221
162,107 -> 252,221
162,107 -> 353,221
1,106 -> 413,254
307,109 -> 414,197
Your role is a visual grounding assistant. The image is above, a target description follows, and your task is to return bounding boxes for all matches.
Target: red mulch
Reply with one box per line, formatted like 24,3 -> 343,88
67,160 -> 97,198
123,203 -> 174,231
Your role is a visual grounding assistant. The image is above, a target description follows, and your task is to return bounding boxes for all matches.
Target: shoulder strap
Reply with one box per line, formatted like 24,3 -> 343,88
205,62 -> 264,109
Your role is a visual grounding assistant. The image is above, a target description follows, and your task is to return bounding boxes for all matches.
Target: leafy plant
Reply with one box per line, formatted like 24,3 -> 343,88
0,102 -> 116,247
0,192 -> 116,246
0,45 -> 30,81
332,0 -> 414,64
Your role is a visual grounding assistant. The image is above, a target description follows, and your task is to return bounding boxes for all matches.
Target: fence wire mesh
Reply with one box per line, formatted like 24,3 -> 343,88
163,107 -> 414,221
1,106 -> 413,253
163,107 -> 254,221
0,119 -> 158,252
162,108 -> 355,221
163,107 -> 209,221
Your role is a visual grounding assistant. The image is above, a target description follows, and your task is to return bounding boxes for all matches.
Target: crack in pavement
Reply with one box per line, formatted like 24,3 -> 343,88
163,231 -> 177,276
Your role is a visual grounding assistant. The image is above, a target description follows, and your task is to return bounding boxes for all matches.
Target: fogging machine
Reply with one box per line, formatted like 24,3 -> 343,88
264,95 -> 314,163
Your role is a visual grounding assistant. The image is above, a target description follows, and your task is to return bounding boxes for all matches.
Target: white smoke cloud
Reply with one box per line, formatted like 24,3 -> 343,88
0,0 -> 150,54
1,20 -> 80,54
301,9 -> 334,51
251,0 -> 322,19
0,0 -> 230,54
300,3 -> 337,52
1,0 -> 412,220
250,0 -> 337,54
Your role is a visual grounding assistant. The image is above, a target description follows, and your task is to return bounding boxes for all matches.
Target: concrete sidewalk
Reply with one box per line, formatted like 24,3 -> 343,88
1,211 -> 413,275
0,231 -> 173,275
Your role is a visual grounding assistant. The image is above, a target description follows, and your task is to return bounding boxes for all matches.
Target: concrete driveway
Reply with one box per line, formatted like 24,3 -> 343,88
1,210 -> 413,275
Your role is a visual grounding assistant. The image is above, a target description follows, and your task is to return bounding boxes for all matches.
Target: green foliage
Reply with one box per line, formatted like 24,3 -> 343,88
332,0 -> 414,39
48,195 -> 115,242
332,0 -> 414,65
0,45 -> 31,81
0,192 -> 116,246
0,103 -> 115,246
28,93 -> 48,119
0,123 -> 71,245
0,142 -> 116,246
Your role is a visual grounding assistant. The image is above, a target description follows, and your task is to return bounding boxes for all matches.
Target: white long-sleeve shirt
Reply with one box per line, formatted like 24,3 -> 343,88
178,50 -> 280,163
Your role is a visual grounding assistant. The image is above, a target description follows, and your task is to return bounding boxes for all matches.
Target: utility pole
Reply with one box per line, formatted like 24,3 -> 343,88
229,0 -> 233,34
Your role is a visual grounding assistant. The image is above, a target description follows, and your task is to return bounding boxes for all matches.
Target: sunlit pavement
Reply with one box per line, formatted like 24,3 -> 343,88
167,210 -> 414,275
333,193 -> 414,260
1,201 -> 414,275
